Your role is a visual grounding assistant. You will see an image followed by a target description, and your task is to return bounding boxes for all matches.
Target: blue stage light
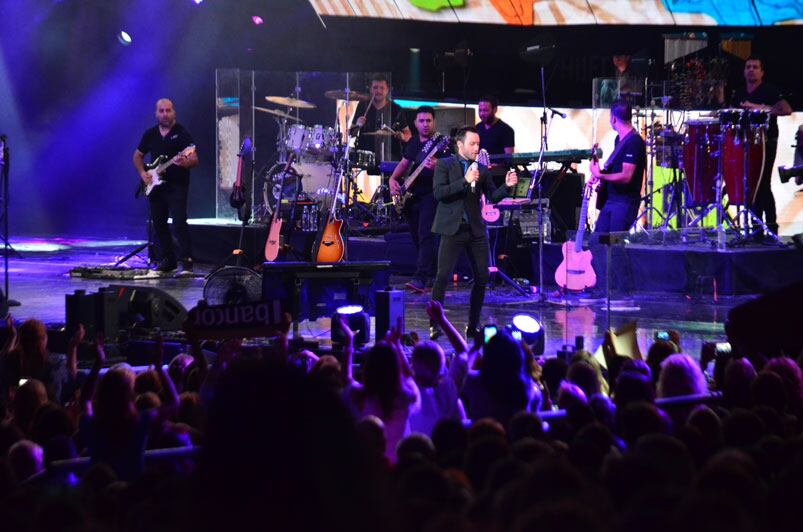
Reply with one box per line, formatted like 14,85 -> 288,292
332,305 -> 370,345
510,314 -> 544,354
117,31 -> 132,46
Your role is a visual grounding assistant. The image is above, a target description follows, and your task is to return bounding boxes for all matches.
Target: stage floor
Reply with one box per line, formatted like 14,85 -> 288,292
3,236 -> 760,360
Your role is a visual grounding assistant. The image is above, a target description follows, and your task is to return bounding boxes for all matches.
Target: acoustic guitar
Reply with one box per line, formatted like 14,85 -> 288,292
264,153 -> 296,262
554,144 -> 599,291
313,163 -> 346,263
476,149 -> 502,224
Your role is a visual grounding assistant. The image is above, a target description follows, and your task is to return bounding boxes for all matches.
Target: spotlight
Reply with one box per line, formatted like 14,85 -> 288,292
509,313 -> 545,354
192,0 -> 204,4
331,304 -> 370,346
251,15 -> 264,25
117,30 -> 132,46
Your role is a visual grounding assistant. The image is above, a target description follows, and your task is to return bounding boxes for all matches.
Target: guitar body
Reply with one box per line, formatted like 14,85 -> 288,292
264,218 -> 283,262
554,241 -> 596,291
481,195 -> 500,223
315,218 -> 344,263
144,157 -> 166,197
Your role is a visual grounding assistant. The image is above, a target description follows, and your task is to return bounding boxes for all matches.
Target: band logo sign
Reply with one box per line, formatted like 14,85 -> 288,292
187,299 -> 288,339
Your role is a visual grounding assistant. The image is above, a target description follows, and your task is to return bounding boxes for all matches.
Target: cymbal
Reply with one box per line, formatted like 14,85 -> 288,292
264,96 -> 316,109
324,89 -> 370,101
253,106 -> 303,122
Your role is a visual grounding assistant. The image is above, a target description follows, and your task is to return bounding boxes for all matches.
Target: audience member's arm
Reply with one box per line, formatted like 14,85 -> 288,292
1,315 -> 17,358
66,324 -> 85,380
266,313 -> 293,365
387,317 -> 412,379
80,333 -> 106,416
199,338 -> 240,406
185,325 -> 209,385
339,317 -> 356,385
426,301 -> 467,354
153,336 -> 179,417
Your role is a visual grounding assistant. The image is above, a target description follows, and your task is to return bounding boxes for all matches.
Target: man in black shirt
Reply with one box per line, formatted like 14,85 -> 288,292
476,95 -> 515,155
585,99 -> 646,299
430,126 -> 517,339
730,56 -> 792,236
352,73 -> 411,163
133,98 -> 198,274
388,106 -> 451,292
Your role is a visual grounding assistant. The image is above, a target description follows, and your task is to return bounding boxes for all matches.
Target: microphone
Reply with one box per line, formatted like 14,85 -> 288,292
549,107 -> 566,119
469,162 -> 478,192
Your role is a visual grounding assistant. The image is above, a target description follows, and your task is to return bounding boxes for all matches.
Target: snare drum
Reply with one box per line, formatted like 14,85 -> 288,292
352,149 -> 376,169
682,118 -> 720,206
285,124 -> 308,153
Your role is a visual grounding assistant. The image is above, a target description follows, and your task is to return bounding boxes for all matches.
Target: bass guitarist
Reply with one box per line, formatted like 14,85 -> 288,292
389,106 -> 451,292
584,99 -> 646,301
133,98 -> 198,276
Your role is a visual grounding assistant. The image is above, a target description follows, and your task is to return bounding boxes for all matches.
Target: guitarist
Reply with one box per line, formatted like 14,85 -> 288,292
430,126 -> 518,340
585,99 -> 646,300
388,106 -> 451,292
133,98 -> 198,275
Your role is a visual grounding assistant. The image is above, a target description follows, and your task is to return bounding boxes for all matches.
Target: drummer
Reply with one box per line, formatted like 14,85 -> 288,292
731,55 -> 792,237
352,73 -> 412,163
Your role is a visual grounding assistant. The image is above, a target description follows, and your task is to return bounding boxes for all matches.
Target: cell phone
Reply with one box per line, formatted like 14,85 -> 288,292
655,330 -> 670,341
511,330 -> 522,341
483,325 -> 498,344
715,342 -> 731,355
18,378 -> 28,387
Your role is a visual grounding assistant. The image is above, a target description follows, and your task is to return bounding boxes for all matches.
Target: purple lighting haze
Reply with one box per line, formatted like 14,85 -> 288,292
251,15 -> 264,25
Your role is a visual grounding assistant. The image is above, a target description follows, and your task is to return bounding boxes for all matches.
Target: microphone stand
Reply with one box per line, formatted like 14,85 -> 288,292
0,135 -> 21,309
526,66 -> 550,303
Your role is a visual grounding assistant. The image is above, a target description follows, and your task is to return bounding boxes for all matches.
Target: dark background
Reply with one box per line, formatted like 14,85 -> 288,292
0,0 -> 799,238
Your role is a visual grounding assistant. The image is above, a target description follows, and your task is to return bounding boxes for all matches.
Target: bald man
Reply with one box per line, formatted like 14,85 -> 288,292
133,98 -> 198,275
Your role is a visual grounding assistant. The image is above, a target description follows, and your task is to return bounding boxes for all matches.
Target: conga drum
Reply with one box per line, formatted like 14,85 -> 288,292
721,109 -> 767,205
681,118 -> 720,206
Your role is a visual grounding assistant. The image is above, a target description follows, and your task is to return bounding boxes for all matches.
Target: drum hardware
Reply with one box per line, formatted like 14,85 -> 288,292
264,96 -> 316,109
253,106 -> 303,122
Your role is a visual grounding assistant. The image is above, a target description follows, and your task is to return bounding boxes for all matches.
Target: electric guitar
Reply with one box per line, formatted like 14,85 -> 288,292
392,134 -> 450,214
554,144 -> 600,291
229,137 -> 251,211
143,145 -> 196,197
477,149 -> 501,223
313,163 -> 346,263
265,154 -> 296,262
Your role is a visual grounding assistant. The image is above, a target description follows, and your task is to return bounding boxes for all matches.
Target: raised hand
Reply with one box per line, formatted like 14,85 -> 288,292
505,169 -> 518,188
338,316 -> 355,347
69,324 -> 86,348
425,300 -> 445,325
94,332 -> 106,367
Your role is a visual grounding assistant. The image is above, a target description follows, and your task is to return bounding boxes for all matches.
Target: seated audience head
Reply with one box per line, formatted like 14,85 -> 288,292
308,355 -> 343,393
567,360 -> 600,399
542,356 -> 569,400
168,353 -> 194,391
657,353 -> 708,398
619,401 -> 672,447
30,402 -> 74,446
412,340 -> 445,388
17,319 -> 48,371
764,356 -> 803,412
12,379 -> 48,434
431,417 -> 468,468
722,357 -> 756,408
396,433 -> 437,465
646,340 -> 679,383
613,370 -> 655,410
480,329 -> 530,414
134,369 -> 161,396
361,341 -> 404,417
8,440 -> 44,482
750,370 -> 787,413
355,415 -> 386,459
508,411 -> 545,442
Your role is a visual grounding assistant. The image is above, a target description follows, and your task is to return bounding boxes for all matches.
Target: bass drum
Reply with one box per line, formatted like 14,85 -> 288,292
681,118 -> 720,206
295,161 -> 333,200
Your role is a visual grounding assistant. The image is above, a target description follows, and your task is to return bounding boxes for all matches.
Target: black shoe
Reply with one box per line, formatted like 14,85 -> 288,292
156,258 -> 178,273
176,258 -> 194,277
406,279 -> 428,292
465,325 -> 481,342
429,325 -> 443,340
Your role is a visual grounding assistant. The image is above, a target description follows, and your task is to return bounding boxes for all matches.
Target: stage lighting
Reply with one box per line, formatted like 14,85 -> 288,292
117,31 -> 132,46
331,304 -> 370,346
251,15 -> 264,25
192,0 -> 204,4
509,313 -> 545,355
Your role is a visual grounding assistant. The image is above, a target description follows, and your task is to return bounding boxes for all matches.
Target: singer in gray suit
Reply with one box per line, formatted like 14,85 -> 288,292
430,126 -> 518,339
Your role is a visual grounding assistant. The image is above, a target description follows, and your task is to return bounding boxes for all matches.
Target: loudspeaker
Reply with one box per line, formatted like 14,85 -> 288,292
374,290 -> 404,341
109,285 -> 188,331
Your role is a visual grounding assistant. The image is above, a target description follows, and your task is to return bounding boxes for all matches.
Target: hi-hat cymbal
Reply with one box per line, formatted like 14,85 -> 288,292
253,106 -> 303,122
324,89 -> 370,101
265,96 -> 316,109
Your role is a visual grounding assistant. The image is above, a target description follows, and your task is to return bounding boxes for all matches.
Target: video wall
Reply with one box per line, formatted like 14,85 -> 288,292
308,0 -> 802,26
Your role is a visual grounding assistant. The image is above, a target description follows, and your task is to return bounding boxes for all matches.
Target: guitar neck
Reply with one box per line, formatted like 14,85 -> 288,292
403,137 -> 444,189
575,193 -> 591,252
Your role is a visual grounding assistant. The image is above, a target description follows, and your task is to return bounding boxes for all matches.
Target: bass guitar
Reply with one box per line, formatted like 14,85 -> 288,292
554,144 -> 600,291
143,145 -> 196,197
392,134 -> 450,215
313,164 -> 346,263
230,137 -> 252,224
264,154 -> 296,262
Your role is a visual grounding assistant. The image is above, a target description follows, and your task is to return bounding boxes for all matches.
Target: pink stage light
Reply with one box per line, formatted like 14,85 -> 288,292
251,15 -> 264,25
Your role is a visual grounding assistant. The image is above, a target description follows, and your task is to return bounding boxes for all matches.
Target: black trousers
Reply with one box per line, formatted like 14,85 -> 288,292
149,184 -> 191,262
752,140 -> 778,234
431,225 -> 490,329
405,192 -> 438,282
590,197 -> 640,293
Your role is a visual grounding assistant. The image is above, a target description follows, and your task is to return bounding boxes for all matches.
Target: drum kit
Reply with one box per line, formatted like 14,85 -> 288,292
646,106 -> 777,245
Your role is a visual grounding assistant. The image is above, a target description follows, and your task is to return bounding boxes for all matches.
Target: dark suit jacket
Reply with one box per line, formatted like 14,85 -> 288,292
432,156 -> 512,237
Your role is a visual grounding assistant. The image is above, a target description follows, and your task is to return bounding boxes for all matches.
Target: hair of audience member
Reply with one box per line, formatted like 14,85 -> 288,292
508,411 -> 545,442
566,361 -> 601,399
0,420 -> 24,457
479,329 -> 531,414
686,405 -> 723,451
168,353 -> 194,392
619,401 -> 672,448
512,499 -> 605,532
464,435 -> 509,493
621,358 -> 651,380
177,391 -> 205,431
764,356 -> 803,413
695,449 -> 766,528
557,381 -> 588,411
396,463 -> 456,532
134,391 -> 161,411
355,415 -> 386,459
750,370 -> 787,413
30,402 -> 74,446
634,433 -> 694,489
541,356 -> 568,401
675,493 -> 756,532
589,394 -> 617,431
510,438 -> 555,464
722,357 -> 757,409
43,434 -> 77,466
411,340 -> 445,388
397,433 -> 437,465
468,417 -> 506,444
613,370 -> 655,411
16,319 -> 49,375
657,354 -> 708,398
431,418 -> 468,469
94,367 -> 138,448
570,422 -> 618,477
358,341 -> 405,418
134,369 -> 162,396
11,379 -> 48,435
721,408 -> 766,448
8,439 -> 44,482
308,355 -> 343,393
646,340 -> 680,384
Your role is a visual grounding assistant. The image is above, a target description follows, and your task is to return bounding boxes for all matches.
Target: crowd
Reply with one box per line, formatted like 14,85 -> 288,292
1,305 -> 802,532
